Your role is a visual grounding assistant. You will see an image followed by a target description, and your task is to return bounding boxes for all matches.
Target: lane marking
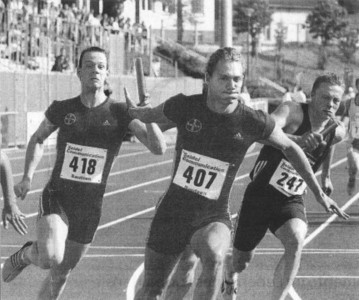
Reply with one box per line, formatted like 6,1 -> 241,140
127,158 -> 348,299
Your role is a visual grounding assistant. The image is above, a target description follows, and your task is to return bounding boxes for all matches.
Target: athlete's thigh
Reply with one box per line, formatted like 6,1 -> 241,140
190,222 -> 231,259
36,214 -> 68,259
143,246 -> 181,288
234,192 -> 270,252
274,218 -> 307,247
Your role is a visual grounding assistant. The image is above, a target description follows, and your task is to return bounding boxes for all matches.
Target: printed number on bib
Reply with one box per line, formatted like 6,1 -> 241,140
60,143 -> 107,184
269,159 -> 307,196
173,149 -> 229,200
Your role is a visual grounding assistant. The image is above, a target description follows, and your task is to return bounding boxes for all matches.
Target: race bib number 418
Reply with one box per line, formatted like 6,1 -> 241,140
173,150 -> 229,200
269,159 -> 307,196
60,143 -> 107,184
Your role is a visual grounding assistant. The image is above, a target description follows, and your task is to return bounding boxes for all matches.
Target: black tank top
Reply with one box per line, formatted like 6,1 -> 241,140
249,104 -> 336,197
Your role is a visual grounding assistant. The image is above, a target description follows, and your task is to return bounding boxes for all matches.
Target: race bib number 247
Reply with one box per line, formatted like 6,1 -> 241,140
269,159 -> 307,196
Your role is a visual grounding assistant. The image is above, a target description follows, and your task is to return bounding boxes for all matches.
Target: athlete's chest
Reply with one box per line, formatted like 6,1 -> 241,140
58,107 -> 125,144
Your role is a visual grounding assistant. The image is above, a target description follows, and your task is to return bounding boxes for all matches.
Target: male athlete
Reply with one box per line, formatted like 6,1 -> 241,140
126,48 -> 348,300
2,46 -> 166,299
222,73 -> 349,300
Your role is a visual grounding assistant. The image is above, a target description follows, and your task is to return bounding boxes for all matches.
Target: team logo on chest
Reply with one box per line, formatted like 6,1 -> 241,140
64,113 -> 76,125
186,119 -> 202,133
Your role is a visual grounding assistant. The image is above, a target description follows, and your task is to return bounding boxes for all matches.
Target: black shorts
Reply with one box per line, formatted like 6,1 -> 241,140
147,201 -> 232,255
233,183 -> 307,252
39,185 -> 103,244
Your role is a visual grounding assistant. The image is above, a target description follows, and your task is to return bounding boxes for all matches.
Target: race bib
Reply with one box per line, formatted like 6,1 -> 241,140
173,149 -> 229,200
269,159 -> 307,196
60,143 -> 107,184
350,113 -> 359,138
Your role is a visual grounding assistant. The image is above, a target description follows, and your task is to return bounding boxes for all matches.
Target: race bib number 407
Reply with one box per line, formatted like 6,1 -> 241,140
60,143 -> 107,184
269,159 -> 307,196
173,150 -> 229,200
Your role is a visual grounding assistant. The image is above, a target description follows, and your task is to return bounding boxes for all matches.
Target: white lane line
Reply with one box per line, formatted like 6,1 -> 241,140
296,276 -> 359,279
11,146 -> 175,177
127,158 -> 348,300
126,263 -> 144,300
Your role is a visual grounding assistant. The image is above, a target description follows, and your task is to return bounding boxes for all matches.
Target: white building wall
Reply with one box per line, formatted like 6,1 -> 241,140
122,0 -> 214,32
264,11 -> 308,44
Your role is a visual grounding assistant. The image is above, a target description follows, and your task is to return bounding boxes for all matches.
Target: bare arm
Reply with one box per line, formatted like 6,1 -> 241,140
264,125 -> 349,219
15,118 -> 57,200
129,120 -> 167,155
1,151 -> 27,235
125,87 -> 172,124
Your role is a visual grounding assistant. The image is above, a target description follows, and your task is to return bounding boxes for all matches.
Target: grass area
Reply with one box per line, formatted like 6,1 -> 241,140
256,42 -> 359,95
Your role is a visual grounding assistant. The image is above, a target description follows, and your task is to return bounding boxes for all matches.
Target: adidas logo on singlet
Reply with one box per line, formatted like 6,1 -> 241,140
103,120 -> 111,126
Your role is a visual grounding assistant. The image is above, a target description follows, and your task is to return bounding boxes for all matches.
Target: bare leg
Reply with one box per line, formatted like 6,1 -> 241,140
346,146 -> 359,195
190,222 -> 231,300
222,248 -> 255,300
272,218 -> 307,300
38,239 -> 90,300
135,246 -> 180,300
164,246 -> 199,300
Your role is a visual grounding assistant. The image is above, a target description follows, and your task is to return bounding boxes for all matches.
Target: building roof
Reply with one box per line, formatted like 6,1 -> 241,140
269,0 -> 316,10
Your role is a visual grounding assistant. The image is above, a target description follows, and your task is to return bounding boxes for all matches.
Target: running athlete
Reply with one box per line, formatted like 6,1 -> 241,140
126,48 -> 348,300
1,146 -> 28,235
342,78 -> 359,195
2,46 -> 166,299
222,73 -> 349,300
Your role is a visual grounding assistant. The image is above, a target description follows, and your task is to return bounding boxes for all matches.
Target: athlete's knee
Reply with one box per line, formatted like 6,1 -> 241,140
201,249 -> 227,272
36,245 -> 65,269
282,234 -> 305,256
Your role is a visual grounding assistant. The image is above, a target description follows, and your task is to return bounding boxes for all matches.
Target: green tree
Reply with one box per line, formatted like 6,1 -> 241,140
306,0 -> 347,69
338,0 -> 359,14
338,27 -> 358,63
233,0 -> 272,57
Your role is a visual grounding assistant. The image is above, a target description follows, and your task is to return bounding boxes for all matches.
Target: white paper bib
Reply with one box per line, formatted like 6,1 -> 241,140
60,143 -> 107,184
173,149 -> 229,200
269,159 -> 307,196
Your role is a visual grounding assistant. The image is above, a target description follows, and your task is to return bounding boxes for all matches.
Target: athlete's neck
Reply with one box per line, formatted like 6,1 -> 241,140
80,90 -> 107,108
308,105 -> 330,133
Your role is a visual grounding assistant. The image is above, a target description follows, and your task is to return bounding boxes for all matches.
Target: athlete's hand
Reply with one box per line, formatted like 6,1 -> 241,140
316,193 -> 350,220
124,87 -> 152,121
2,202 -> 28,235
322,177 -> 334,196
14,178 -> 31,200
301,132 -> 324,151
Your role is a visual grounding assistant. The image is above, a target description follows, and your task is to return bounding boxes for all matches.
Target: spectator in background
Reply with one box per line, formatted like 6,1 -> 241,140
51,48 -> 70,72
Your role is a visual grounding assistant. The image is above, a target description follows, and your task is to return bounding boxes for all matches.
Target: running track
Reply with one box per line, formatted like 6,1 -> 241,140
1,141 -> 358,299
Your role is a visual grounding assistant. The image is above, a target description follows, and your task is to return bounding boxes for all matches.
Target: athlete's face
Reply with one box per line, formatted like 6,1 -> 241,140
311,82 -> 344,119
77,51 -> 108,92
206,60 -> 244,114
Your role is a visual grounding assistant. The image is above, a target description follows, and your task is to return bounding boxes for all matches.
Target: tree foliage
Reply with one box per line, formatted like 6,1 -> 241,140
306,0 -> 348,46
233,0 -> 272,56
338,28 -> 358,63
338,0 -> 359,14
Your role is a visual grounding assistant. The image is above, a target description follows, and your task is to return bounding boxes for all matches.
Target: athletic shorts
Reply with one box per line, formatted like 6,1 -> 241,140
147,202 -> 232,255
233,183 -> 307,252
38,185 -> 102,244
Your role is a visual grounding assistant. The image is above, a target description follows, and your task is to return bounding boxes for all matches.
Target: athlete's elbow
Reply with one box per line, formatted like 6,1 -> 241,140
150,143 -> 167,155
